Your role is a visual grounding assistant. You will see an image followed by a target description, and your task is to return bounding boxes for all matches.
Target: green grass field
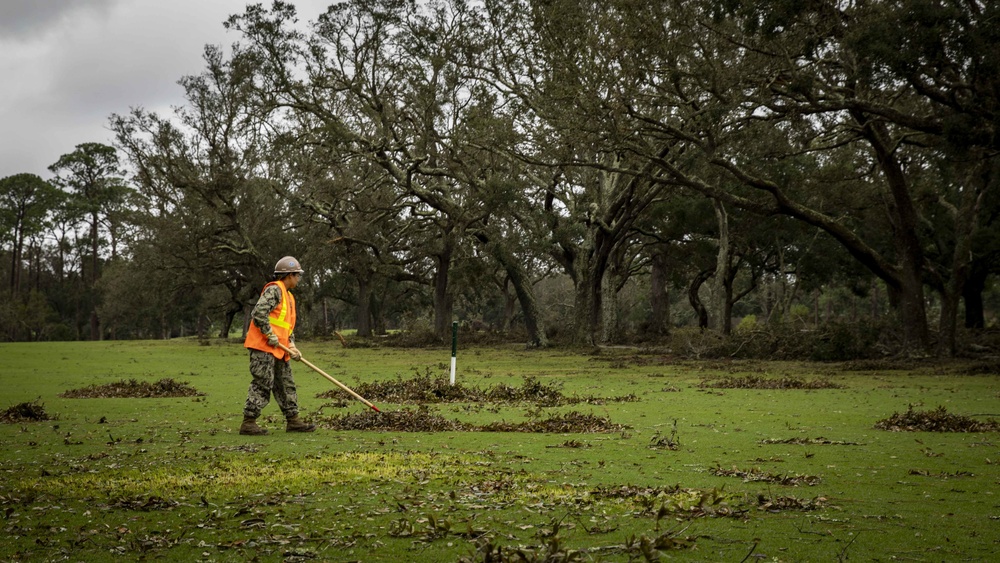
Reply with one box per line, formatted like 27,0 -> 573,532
1,339 -> 998,562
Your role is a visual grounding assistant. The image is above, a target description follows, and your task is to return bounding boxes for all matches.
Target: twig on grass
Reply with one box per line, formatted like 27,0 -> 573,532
738,541 -> 759,563
837,531 -> 860,562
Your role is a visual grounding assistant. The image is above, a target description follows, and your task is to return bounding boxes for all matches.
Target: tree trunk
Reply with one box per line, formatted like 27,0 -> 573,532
854,114 -> 930,351
220,301 -> 241,339
936,183 -> 985,356
10,223 -> 24,295
689,268 -> 713,330
356,275 -> 373,337
648,251 -> 670,337
474,232 -> 547,347
601,270 -> 621,344
433,247 -> 453,340
963,268 -> 987,329
371,291 -> 387,335
712,200 -> 732,335
571,257 -> 607,346
90,212 -> 101,341
502,281 -> 516,331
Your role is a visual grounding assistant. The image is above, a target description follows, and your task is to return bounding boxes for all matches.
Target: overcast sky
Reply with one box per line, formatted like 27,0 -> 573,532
0,0 -> 328,181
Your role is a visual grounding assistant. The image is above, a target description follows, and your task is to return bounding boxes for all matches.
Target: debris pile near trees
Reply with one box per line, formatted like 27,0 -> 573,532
0,399 -> 53,423
319,374 -> 638,406
699,375 -> 843,389
875,406 -> 1000,432
314,406 -> 627,433
60,378 -> 204,399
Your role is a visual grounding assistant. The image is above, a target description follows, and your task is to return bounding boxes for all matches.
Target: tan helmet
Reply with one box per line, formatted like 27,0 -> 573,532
274,256 -> 304,274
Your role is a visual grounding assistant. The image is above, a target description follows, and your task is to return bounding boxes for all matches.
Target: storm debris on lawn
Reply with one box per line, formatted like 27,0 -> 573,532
319,374 -> 638,406
907,469 -> 975,478
547,439 -> 589,448
321,407 -> 470,432
756,494 -> 828,512
874,405 -> 1000,432
0,399 -> 53,423
315,407 -> 627,433
591,485 -> 744,519
59,378 -> 205,399
108,495 -> 179,511
588,484 -> 686,500
649,421 -> 681,450
711,465 -> 821,486
949,359 -> 1000,376
481,412 -> 627,433
760,437 -> 863,445
699,374 -> 843,389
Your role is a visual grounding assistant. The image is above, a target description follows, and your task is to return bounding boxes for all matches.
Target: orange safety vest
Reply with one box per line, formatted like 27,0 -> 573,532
244,279 -> 296,359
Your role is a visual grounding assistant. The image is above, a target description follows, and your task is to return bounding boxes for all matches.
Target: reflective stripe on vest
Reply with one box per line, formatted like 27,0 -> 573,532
270,287 -> 292,329
244,280 -> 296,359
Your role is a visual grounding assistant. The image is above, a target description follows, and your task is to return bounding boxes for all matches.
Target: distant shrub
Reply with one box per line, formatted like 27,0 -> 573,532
807,321 -> 881,361
736,315 -> 757,332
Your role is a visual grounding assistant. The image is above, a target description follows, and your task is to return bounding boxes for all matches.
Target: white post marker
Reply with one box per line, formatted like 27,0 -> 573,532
450,320 -> 458,386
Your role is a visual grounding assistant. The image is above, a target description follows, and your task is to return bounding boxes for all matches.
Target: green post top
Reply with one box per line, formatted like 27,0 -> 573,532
451,321 -> 458,357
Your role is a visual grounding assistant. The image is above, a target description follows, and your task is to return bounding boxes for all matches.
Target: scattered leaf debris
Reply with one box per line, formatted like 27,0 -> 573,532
760,437 -> 863,445
710,465 -> 821,486
319,407 -> 468,432
699,375 -> 842,389
756,494 -> 828,512
0,399 -> 53,423
907,469 -> 975,478
874,406 -> 1000,432
60,378 -> 205,399
108,495 -> 179,511
314,407 -> 627,433
481,412 -> 627,433
319,375 -> 637,406
547,439 -> 589,449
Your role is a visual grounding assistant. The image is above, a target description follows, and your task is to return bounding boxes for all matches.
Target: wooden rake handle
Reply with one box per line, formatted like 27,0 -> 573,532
278,343 -> 381,413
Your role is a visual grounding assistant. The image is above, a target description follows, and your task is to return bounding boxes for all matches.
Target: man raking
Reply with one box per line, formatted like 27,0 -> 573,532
239,256 -> 316,435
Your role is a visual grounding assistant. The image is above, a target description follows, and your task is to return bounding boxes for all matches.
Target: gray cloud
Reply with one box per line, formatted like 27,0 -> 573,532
0,1 -> 331,179
0,0 -> 119,41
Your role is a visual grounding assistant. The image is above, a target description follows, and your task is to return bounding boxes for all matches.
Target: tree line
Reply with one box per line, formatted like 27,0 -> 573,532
1,0 -> 997,357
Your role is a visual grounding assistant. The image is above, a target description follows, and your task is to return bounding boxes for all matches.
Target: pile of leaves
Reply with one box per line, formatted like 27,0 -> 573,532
0,400 -> 53,423
755,494 -> 828,512
699,374 -> 843,389
319,375 -> 637,406
710,465 -> 821,486
480,412 -> 627,433
760,437 -> 862,445
315,407 -> 627,433
319,408 -> 469,432
874,405 -> 1000,432
59,378 -> 204,399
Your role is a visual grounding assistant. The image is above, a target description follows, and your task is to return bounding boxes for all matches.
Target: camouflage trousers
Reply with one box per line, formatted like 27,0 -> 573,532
243,349 -> 300,419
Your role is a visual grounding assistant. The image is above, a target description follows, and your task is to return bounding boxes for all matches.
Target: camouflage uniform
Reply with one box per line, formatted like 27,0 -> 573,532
243,285 -> 301,419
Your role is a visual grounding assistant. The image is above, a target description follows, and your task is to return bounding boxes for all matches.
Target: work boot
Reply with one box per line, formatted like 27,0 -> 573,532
239,416 -> 268,436
286,415 -> 317,433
